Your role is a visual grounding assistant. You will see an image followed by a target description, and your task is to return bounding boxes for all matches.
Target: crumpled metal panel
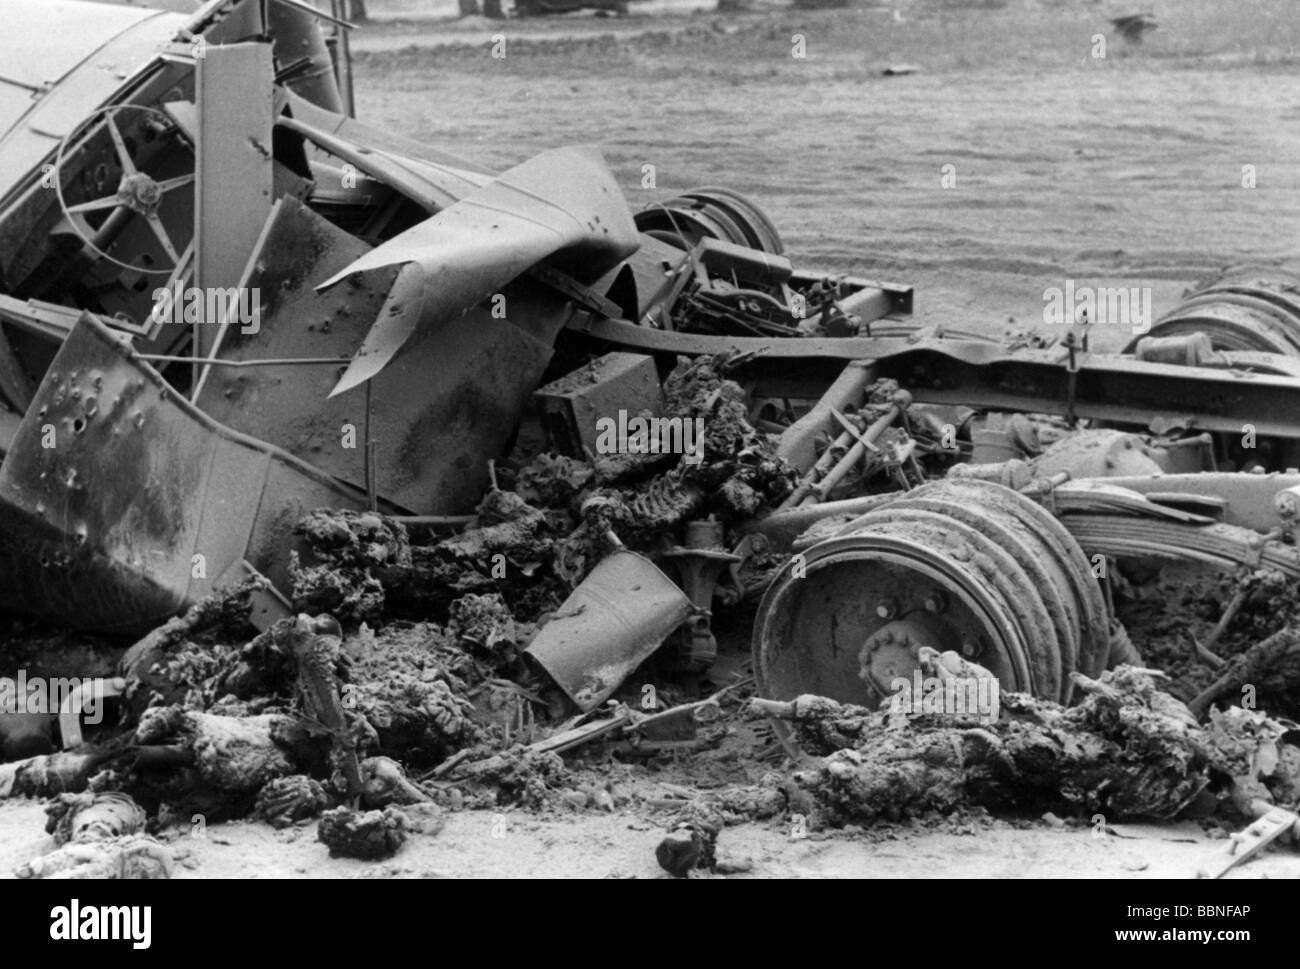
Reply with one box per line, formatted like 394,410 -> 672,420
318,145 -> 641,395
0,312 -> 375,632
525,550 -> 694,712
195,197 -> 569,513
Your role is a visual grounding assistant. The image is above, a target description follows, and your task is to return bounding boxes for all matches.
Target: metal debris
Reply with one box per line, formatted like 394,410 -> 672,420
5,0 -> 1300,882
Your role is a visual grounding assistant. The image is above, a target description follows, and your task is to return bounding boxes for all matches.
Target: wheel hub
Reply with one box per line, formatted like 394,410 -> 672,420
116,172 -> 162,213
859,617 -> 945,697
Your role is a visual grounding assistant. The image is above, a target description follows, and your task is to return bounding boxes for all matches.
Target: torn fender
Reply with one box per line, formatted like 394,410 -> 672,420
195,197 -> 566,514
318,145 -> 640,396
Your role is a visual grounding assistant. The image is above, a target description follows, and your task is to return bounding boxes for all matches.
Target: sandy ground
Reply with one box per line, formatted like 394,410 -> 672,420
7,792 -> 1300,878
352,0 -> 1300,352
5,0 -> 1300,879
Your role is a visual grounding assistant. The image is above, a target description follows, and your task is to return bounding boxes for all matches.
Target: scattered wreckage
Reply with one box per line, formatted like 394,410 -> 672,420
3,0 -> 1300,878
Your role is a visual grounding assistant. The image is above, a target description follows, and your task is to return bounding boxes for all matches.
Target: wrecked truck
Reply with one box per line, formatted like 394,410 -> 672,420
3,0 -> 1300,806
0,0 -> 912,635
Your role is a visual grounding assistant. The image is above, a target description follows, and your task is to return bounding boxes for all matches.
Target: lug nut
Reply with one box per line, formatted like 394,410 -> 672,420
1276,491 -> 1300,519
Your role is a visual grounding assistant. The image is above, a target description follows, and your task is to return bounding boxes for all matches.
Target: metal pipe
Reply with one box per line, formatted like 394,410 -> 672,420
364,380 -> 377,512
778,426 -> 854,510
138,355 -> 353,367
266,0 -> 346,113
391,514 -> 475,526
800,398 -> 906,506
775,361 -> 873,470
58,676 -> 126,748
334,0 -> 356,117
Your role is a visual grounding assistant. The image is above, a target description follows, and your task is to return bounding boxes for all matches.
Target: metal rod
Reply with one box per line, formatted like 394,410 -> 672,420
334,0 -> 356,117
139,355 -> 353,367
391,514 -> 475,526
1202,583 -> 1250,654
1018,471 -> 1071,495
190,324 -> 200,394
829,405 -> 881,455
778,426 -> 855,510
364,380 -> 377,512
801,403 -> 902,506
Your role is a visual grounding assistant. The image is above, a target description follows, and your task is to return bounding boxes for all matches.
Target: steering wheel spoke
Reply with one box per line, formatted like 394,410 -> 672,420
144,213 -> 181,263
103,114 -> 138,177
155,173 -> 195,195
66,195 -> 128,216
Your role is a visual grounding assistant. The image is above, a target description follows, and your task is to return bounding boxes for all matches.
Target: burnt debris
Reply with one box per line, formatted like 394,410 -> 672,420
4,0 -> 1300,879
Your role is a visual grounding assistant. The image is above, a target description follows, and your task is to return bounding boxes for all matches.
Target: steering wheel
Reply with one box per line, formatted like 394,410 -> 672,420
53,104 -> 195,275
